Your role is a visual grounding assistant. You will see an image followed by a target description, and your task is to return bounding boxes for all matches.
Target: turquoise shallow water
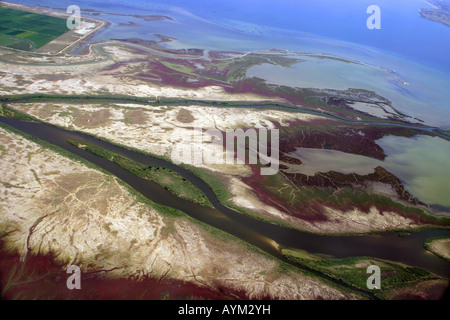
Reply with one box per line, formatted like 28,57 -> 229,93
17,0 -> 449,68
246,54 -> 450,127
377,135 -> 450,210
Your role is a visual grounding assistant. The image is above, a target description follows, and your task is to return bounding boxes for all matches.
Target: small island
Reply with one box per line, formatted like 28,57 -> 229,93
420,0 -> 450,27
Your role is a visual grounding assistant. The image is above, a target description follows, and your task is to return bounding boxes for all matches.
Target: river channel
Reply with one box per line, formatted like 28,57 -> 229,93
1,116 -> 449,286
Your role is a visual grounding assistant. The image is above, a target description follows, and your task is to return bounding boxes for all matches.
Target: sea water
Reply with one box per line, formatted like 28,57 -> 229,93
9,0 -> 448,127
5,0 -> 450,212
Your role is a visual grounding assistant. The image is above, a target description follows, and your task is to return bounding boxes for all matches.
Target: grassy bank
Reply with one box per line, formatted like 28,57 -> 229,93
0,119 -> 271,252
281,248 -> 445,300
3,105 -> 445,299
0,93 -> 423,128
260,171 -> 450,226
1,121 -> 347,297
424,237 -> 450,261
0,121 -> 191,219
2,100 -> 448,235
0,103 -> 40,121
67,140 -> 212,208
181,163 -> 450,236
179,163 -> 298,229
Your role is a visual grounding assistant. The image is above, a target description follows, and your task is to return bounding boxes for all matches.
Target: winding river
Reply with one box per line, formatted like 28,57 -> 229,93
1,116 -> 449,298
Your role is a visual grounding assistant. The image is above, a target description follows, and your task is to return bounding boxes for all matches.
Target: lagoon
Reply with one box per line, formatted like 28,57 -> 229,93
288,135 -> 450,212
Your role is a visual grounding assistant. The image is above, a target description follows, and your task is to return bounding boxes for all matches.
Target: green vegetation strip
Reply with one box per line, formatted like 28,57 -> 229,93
0,120 -> 193,223
67,140 -> 212,208
3,108 -> 443,299
281,249 -> 443,300
0,118 -> 277,257
0,120 -> 334,296
435,129 -> 450,137
180,163 -> 296,229
0,103 -> 39,121
0,93 -> 302,111
1,100 -> 448,234
0,93 -> 440,130
263,171 -> 450,227
163,53 -> 301,83
182,164 -> 450,235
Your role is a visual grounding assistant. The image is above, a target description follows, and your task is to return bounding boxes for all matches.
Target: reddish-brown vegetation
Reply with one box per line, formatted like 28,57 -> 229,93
0,243 -> 250,300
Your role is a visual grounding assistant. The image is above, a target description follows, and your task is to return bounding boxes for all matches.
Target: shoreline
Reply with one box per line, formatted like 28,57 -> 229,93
0,2 -> 410,85
1,101 -> 449,237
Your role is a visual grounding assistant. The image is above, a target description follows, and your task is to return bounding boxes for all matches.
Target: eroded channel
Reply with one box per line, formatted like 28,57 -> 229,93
1,116 -> 449,292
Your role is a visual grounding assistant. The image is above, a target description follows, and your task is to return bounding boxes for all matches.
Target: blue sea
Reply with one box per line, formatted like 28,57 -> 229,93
7,0 -> 450,127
